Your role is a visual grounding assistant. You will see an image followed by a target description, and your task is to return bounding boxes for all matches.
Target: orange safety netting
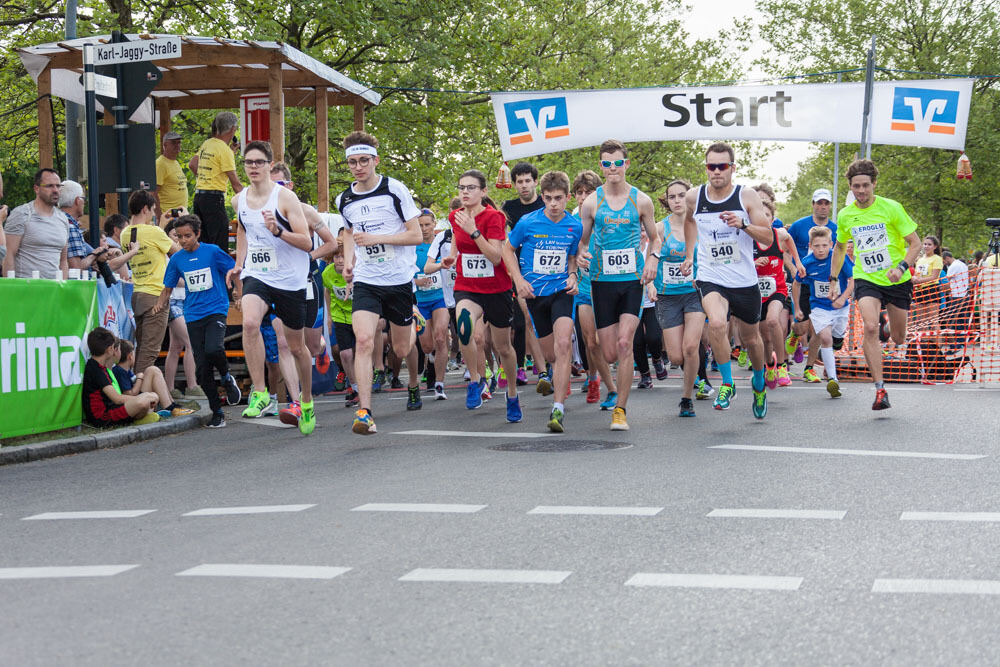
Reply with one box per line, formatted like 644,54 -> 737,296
836,266 -> 1000,384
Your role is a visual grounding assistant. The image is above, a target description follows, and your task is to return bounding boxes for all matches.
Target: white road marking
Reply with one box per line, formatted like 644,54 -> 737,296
709,444 -> 986,460
351,503 -> 486,513
176,564 -> 351,580
243,418 -> 294,428
183,504 -> 315,516
393,430 -> 556,439
22,510 -> 156,520
954,387 -> 1000,392
399,568 -> 571,584
626,573 -> 802,590
900,511 -> 1000,522
0,565 -> 138,579
708,509 -> 846,520
872,578 -> 1000,595
528,506 -> 663,516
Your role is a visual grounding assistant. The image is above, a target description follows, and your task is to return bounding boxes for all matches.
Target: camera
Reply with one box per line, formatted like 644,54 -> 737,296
987,218 -> 1000,228
171,208 -> 181,218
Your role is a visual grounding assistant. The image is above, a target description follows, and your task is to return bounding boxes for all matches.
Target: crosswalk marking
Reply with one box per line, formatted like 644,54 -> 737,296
708,509 -> 845,520
176,564 -> 351,580
709,444 -> 986,460
872,578 -> 1000,595
900,511 -> 1000,522
626,573 -> 803,590
351,503 -> 486,513
399,568 -> 571,584
183,504 -> 316,516
0,565 -> 138,579
23,510 -> 156,520
528,506 -> 663,516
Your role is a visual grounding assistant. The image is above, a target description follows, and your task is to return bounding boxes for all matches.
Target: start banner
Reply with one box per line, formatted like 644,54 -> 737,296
0,279 -> 98,438
491,78 -> 973,160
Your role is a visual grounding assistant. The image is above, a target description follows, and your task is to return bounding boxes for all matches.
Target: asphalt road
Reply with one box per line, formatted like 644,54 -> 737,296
2,370 -> 1000,666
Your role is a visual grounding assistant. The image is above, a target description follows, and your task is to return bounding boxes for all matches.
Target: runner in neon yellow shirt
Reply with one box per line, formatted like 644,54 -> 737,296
830,159 -> 921,411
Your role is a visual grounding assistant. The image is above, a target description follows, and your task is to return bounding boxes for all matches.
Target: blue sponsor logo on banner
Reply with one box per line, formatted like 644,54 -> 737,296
890,87 -> 960,135
504,97 -> 570,146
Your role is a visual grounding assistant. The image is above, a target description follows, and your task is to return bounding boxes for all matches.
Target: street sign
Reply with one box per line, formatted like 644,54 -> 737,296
93,36 -> 181,66
93,73 -> 117,98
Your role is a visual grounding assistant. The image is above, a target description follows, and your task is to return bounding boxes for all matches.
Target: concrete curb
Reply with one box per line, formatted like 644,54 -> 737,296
0,406 -> 212,466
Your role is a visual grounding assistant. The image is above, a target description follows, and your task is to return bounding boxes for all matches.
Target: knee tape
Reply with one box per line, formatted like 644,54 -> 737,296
457,309 -> 473,346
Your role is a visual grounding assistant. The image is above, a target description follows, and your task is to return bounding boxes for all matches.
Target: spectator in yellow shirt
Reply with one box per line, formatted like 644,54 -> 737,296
154,131 -> 189,224
188,112 -> 243,251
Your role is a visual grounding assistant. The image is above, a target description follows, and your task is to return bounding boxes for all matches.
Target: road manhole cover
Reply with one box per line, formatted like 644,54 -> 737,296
488,440 -> 632,453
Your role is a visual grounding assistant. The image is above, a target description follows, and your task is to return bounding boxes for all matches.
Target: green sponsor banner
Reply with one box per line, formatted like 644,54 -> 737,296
0,279 -> 98,439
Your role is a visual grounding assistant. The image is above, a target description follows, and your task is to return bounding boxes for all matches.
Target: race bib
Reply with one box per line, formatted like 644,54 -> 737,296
449,269 -> 458,285
854,224 -> 892,274
707,240 -> 739,265
533,249 -> 566,275
361,243 -> 395,264
332,285 -> 350,302
462,253 -> 494,278
416,272 -> 442,291
184,267 -> 213,293
758,276 -> 776,298
662,263 -> 688,285
859,248 -> 892,273
814,281 -> 832,299
247,245 -> 278,273
917,263 -> 929,277
602,248 -> 635,275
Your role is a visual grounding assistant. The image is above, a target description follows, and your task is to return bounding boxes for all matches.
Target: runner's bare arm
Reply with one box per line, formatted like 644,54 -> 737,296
681,188 -> 698,274
734,188 -> 775,244
639,193 -> 660,284
576,193 -> 597,270
272,188 -> 313,252
305,205 -> 337,260
226,218 -> 247,288
778,228 -> 805,277
501,239 -> 532,297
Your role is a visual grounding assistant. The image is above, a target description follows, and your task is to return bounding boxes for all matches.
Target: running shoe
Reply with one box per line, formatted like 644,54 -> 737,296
447,359 -> 460,372
506,395 -> 522,423
872,387 -> 891,410
737,348 -> 749,368
481,378 -> 492,401
765,365 -> 778,390
497,368 -> 507,390
352,409 -> 376,434
279,400 -> 302,426
156,409 -> 172,418
489,375 -> 498,395
334,371 -> 347,392
516,368 -> 528,386
434,384 -> 448,401
484,364 -> 494,382
170,388 -> 185,401
134,412 -> 160,425
186,386 -> 207,398
695,379 -> 715,400
207,410 -> 226,428
571,362 -> 583,377
785,333 -> 799,357
316,351 -> 331,375
713,383 -> 735,410
224,373 -> 242,406
262,395 -> 279,416
463,368 -> 471,381
170,406 -> 196,417
345,389 -> 359,407
532,363 -> 541,376
653,359 -> 668,381
373,369 -> 385,393
776,365 -> 792,387
547,407 -> 565,433
586,379 -> 600,403
793,344 -> 804,364
731,347 -> 741,361
390,373 -> 403,390
466,380 -> 484,409
610,406 -> 629,431
406,386 -> 423,411
827,379 -> 842,398
637,373 -> 653,389
751,386 -> 767,419
242,390 -> 271,418
678,397 -> 696,418
600,391 -> 618,410
802,367 -> 821,383
299,401 -> 316,435
536,373 -> 553,396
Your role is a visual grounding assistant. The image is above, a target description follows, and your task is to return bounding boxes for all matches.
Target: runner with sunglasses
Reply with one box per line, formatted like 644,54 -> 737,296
681,142 -> 775,419
577,139 -> 660,431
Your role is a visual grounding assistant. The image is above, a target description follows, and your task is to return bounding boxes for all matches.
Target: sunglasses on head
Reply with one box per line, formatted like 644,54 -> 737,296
600,159 -> 626,168
420,208 -> 433,216
706,162 -> 733,172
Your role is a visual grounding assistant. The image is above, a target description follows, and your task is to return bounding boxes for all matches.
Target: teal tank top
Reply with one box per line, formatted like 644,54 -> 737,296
591,185 -> 642,283
656,218 -> 697,295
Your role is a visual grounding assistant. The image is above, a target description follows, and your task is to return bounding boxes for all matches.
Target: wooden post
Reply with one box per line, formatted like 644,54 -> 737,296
268,63 -> 284,162
315,88 -> 329,212
156,97 -> 171,140
103,111 -> 119,215
37,68 -> 53,169
354,99 -> 365,131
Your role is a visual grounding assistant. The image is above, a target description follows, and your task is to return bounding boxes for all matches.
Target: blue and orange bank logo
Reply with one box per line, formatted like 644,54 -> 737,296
890,87 -> 960,135
504,97 -> 570,146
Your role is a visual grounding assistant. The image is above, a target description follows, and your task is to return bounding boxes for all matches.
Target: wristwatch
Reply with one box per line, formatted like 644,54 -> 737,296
897,260 -> 909,271
470,230 -> 482,240
274,227 -> 283,238
740,220 -> 748,230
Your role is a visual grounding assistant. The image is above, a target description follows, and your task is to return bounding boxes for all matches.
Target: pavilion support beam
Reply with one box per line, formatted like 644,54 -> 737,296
353,99 -> 365,131
268,63 -> 284,162
315,88 -> 329,212
38,68 -> 53,169
156,97 -> 171,140
103,110 -> 118,215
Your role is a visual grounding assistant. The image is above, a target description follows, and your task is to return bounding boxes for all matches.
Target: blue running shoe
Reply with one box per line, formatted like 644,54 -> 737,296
599,391 -> 617,411
506,394 -> 522,423
752,386 -> 767,419
466,380 -> 483,410
678,397 -> 696,417
713,383 -> 735,410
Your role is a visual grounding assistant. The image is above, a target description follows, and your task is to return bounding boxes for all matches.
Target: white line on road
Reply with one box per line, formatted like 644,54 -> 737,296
872,578 -> 1000,595
528,506 -> 663,516
708,509 -> 846,520
709,444 -> 986,460
399,568 -> 571,584
393,430 -> 556,438
183,504 -> 316,516
22,510 -> 156,520
176,564 -> 351,580
626,573 -> 803,590
351,503 -> 486,513
892,387 -> 932,391
0,565 -> 139,579
900,511 -> 1000,522
243,418 -> 294,428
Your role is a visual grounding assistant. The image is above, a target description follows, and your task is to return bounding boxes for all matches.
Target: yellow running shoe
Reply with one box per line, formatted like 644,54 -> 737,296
802,367 -> 821,383
610,406 -> 629,431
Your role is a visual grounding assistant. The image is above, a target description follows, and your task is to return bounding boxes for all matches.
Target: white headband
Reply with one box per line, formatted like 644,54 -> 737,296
345,144 -> 378,158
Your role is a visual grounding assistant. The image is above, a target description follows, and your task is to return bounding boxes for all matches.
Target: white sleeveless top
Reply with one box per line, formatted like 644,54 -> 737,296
693,184 -> 758,288
237,185 -> 310,291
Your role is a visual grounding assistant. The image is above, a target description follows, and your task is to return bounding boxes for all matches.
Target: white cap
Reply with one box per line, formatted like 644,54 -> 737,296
812,188 -> 832,203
